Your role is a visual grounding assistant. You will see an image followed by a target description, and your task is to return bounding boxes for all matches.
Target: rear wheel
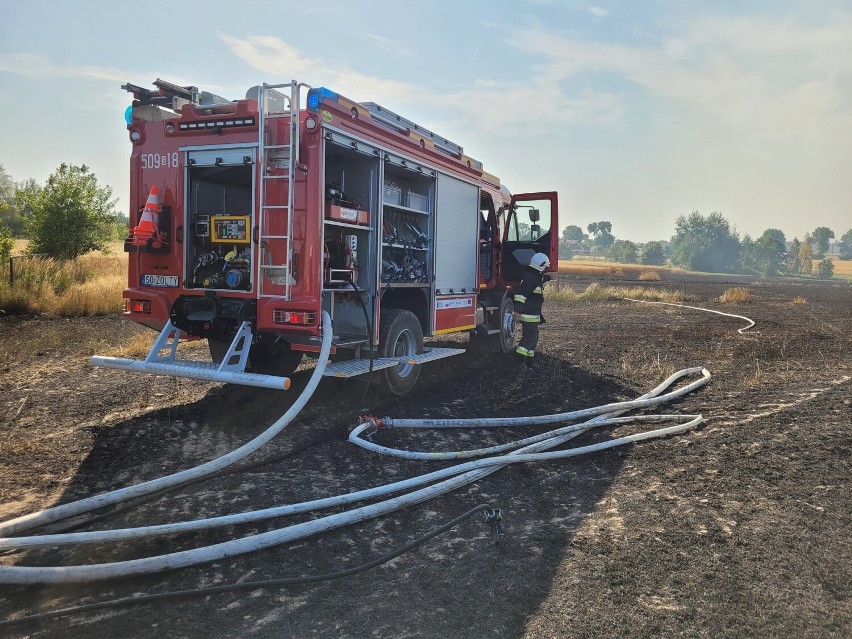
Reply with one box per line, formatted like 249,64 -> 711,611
379,309 -> 423,395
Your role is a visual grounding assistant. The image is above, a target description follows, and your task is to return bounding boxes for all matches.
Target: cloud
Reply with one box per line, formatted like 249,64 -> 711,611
588,6 -> 610,18
364,33 -> 414,57
218,33 -> 623,136
506,14 -> 852,140
0,53 -> 128,82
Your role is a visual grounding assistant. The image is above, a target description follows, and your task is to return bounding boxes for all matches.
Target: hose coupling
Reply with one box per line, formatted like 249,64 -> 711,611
357,416 -> 391,438
483,508 -> 503,544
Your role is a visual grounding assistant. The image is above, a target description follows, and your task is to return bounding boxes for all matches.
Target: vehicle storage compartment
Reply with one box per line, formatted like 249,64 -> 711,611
185,152 -> 255,292
322,137 -> 378,341
381,161 -> 434,286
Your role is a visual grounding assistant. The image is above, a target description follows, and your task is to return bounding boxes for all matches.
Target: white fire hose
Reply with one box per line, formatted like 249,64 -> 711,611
0,301 -> 751,584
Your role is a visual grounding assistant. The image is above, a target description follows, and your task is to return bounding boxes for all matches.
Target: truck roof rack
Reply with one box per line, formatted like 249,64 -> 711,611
361,102 -> 464,158
122,78 -> 230,111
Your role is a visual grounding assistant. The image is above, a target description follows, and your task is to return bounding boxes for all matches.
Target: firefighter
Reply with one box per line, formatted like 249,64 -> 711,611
512,252 -> 551,366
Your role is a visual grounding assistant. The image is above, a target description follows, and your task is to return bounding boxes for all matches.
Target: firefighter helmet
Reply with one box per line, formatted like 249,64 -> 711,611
530,252 -> 550,272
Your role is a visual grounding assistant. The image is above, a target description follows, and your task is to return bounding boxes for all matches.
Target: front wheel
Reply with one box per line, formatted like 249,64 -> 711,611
378,309 -> 423,395
469,295 -> 515,353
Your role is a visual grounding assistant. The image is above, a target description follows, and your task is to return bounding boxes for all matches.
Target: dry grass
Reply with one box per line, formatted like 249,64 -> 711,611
792,296 -> 807,305
638,271 -> 661,281
827,257 -> 852,278
718,287 -> 751,303
558,258 -> 686,278
545,282 -> 686,303
1,246 -> 127,316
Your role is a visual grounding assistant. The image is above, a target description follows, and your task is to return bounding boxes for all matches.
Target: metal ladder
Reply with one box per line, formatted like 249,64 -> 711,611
256,81 -> 311,300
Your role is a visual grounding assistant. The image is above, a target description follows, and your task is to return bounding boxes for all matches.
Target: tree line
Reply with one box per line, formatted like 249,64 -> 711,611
560,212 -> 851,279
0,163 -> 126,264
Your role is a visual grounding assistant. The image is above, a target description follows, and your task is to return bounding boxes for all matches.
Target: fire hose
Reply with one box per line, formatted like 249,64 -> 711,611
0,301 -> 755,584
0,362 -> 709,583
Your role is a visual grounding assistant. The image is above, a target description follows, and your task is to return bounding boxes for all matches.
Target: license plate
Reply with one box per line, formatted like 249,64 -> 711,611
141,274 -> 179,287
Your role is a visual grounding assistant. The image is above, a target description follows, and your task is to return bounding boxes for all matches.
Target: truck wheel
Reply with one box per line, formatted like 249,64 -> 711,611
379,309 -> 423,395
494,295 -> 516,353
208,339 -> 303,378
247,343 -> 303,377
469,295 -> 515,353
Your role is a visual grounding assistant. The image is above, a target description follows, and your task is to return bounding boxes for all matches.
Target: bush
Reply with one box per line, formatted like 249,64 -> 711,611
23,164 -> 118,260
719,287 -> 751,303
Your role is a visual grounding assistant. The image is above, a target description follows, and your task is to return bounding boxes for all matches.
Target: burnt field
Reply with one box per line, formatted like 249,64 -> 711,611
0,274 -> 850,638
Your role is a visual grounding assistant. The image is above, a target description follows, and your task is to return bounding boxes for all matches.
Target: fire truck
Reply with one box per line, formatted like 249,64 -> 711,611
91,79 -> 558,394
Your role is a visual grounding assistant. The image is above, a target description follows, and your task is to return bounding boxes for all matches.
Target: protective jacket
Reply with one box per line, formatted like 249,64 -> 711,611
513,268 -> 547,323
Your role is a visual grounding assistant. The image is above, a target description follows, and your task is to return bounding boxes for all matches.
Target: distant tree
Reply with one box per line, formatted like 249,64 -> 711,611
798,235 -> 814,275
562,225 -> 586,242
838,229 -> 852,260
786,238 -> 802,275
739,234 -> 756,273
810,227 -> 834,258
670,211 -> 741,273
751,229 -> 787,276
607,239 -> 638,264
761,228 -> 786,247
23,164 -> 118,260
559,224 -> 587,258
816,259 -> 834,279
639,241 -> 666,266
587,220 -> 614,249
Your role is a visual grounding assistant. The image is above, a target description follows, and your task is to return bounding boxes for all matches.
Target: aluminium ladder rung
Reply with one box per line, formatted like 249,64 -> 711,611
260,235 -> 288,240
262,205 -> 289,209
261,175 -> 291,180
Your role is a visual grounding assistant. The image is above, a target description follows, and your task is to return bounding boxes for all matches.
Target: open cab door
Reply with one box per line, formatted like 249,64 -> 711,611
501,191 -> 558,284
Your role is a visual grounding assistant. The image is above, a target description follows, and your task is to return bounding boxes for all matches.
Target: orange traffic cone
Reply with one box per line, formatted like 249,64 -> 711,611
131,186 -> 160,245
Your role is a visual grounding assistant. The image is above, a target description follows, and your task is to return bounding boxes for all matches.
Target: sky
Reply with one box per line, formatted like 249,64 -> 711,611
1,0 -> 850,243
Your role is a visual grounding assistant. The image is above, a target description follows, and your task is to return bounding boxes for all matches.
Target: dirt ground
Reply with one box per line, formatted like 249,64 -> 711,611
0,273 -> 850,638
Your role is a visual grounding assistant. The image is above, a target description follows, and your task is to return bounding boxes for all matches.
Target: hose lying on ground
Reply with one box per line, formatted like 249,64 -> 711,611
0,504 -> 498,629
621,297 -> 756,333
0,367 -> 710,583
0,312 -> 334,539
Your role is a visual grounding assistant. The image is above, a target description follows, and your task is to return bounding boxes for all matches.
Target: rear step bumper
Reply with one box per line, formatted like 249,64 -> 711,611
91,321 -> 466,388
90,320 -> 292,391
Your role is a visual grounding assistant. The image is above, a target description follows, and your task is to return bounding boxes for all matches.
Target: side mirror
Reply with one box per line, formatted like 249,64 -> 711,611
530,224 -> 541,240
528,208 -> 540,223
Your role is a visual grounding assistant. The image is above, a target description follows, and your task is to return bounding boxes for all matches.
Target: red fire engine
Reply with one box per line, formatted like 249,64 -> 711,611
91,79 -> 558,394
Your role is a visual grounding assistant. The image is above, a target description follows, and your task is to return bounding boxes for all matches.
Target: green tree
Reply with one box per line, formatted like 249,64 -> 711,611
587,220 -> 614,249
670,211 -> 741,273
810,227 -> 834,258
607,239 -> 637,264
562,225 -> 586,242
751,229 -> 787,276
559,224 -> 587,258
23,164 -> 118,260
838,229 -> 852,260
0,224 -> 13,266
786,238 -> 802,275
816,259 -> 834,279
798,235 -> 814,275
639,241 -> 666,266
762,228 -> 786,247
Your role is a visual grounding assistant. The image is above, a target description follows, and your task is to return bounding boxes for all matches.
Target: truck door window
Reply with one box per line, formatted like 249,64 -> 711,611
509,200 -> 552,242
